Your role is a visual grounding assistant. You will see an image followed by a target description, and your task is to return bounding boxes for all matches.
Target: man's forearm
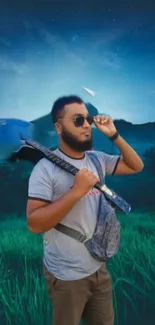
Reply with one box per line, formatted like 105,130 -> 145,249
27,187 -> 83,234
113,134 -> 144,172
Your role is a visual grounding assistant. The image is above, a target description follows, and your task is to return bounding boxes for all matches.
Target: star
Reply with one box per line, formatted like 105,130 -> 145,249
72,35 -> 79,42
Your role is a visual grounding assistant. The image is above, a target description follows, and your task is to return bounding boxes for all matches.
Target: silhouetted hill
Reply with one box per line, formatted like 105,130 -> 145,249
1,112 -> 155,218
31,113 -> 54,131
114,119 -> 155,131
31,102 -> 99,132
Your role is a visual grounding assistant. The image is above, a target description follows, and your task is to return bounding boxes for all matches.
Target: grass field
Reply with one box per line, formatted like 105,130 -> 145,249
0,211 -> 155,325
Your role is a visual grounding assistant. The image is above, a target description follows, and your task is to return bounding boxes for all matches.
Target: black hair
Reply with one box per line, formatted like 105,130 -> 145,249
51,95 -> 84,123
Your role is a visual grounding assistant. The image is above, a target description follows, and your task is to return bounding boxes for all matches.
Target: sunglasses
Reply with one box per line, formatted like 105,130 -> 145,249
57,115 -> 94,127
73,115 -> 94,127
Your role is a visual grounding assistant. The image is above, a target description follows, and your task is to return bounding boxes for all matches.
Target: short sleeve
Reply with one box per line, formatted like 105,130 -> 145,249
96,151 -> 121,175
28,159 -> 53,202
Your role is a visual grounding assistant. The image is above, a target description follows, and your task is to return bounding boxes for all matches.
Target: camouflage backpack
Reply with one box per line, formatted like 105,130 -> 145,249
55,151 -> 121,262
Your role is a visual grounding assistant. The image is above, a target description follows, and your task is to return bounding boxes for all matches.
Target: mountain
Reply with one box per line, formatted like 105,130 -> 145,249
0,113 -> 155,218
31,102 -> 99,131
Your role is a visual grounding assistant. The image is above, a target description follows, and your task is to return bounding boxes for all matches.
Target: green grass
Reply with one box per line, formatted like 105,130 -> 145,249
0,211 -> 155,325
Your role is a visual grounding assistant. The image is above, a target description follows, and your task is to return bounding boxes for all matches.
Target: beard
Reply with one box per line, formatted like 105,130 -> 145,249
61,127 -> 93,152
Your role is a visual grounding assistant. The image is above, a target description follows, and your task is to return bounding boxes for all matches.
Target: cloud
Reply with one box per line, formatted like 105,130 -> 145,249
0,38 -> 12,48
0,56 -> 30,75
20,19 -> 126,73
101,53 -> 121,69
37,26 -> 124,72
40,28 -> 66,51
84,28 -> 125,70
89,28 -> 125,50
38,27 -> 87,69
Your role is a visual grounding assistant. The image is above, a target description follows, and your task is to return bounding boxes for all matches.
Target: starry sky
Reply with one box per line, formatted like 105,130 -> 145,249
0,0 -> 155,124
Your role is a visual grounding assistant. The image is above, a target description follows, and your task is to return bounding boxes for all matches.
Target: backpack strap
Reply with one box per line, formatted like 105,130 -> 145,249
86,151 -> 118,208
86,151 -> 104,186
86,151 -> 112,226
54,151 -> 106,242
54,223 -> 89,243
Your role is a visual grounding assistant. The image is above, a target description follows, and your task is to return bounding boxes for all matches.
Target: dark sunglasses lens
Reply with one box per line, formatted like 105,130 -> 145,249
74,116 -> 85,127
86,116 -> 93,125
74,115 -> 94,127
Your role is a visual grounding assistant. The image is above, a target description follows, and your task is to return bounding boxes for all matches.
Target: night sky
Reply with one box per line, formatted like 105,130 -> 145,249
0,0 -> 155,123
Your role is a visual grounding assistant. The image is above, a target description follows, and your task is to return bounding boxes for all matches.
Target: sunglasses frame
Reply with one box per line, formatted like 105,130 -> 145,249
73,115 -> 94,127
57,115 -> 94,127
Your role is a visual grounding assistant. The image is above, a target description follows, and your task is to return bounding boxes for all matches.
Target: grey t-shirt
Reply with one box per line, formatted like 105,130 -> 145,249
28,149 -> 120,280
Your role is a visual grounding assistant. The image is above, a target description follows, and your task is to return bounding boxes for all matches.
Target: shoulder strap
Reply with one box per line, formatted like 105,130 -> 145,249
54,223 -> 89,243
86,151 -> 104,186
54,152 -> 105,243
86,151 -> 114,207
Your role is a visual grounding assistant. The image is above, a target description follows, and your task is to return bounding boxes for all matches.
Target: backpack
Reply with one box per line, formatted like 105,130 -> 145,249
54,151 -> 121,262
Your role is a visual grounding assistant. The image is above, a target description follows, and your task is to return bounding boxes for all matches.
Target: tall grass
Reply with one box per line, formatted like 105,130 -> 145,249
0,211 -> 155,325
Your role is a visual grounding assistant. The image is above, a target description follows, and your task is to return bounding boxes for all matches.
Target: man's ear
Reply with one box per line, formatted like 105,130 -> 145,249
55,122 -> 62,135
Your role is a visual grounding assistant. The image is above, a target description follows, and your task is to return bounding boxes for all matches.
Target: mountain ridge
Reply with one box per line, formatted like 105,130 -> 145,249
31,113 -> 155,128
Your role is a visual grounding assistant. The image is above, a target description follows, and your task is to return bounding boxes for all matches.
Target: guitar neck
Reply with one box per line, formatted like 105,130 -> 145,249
25,139 -> 131,214
25,139 -> 81,176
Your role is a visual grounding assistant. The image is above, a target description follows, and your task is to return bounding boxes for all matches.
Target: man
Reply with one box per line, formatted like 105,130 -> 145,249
26,95 -> 144,325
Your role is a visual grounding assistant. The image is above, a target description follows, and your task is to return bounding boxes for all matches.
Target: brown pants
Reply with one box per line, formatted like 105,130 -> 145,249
43,263 -> 114,325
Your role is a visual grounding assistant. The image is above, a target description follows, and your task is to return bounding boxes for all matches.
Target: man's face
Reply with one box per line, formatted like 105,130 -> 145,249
56,102 -> 93,152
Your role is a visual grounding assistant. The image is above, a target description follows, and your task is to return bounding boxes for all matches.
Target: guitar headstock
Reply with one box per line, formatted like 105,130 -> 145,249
7,143 -> 45,164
